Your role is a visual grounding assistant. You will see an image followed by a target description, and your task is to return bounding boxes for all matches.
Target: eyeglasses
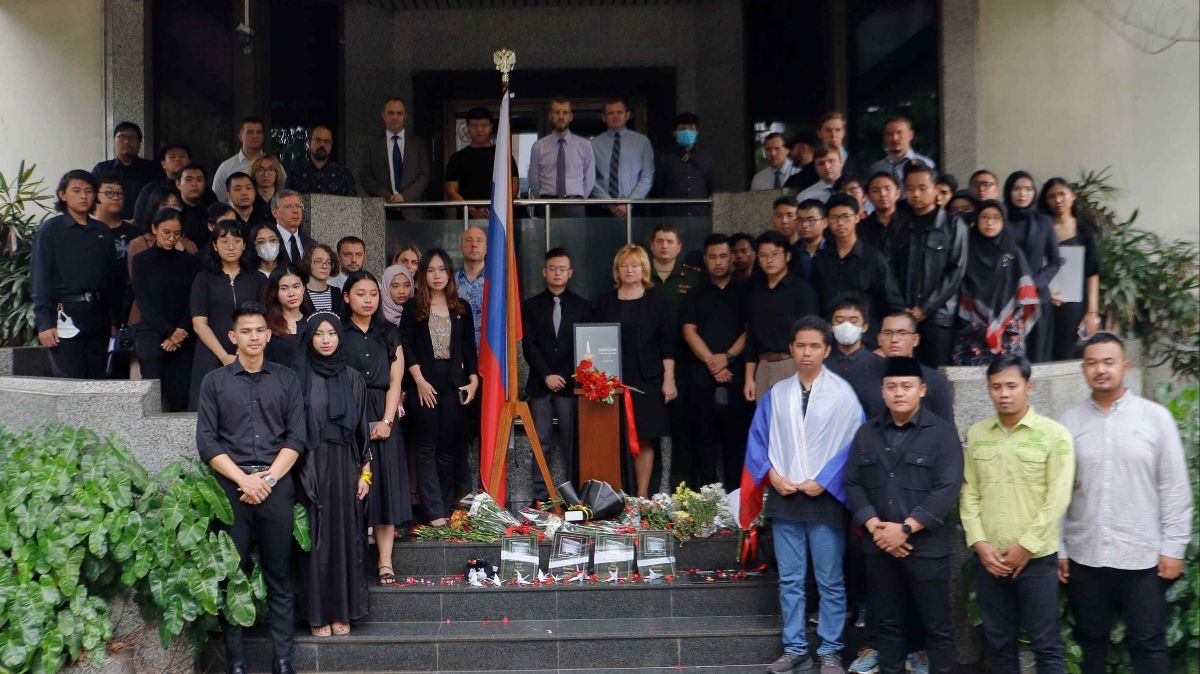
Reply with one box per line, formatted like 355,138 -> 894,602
311,259 -> 332,267
158,230 -> 182,239
545,265 -> 570,273
970,180 -> 997,189
880,329 -> 915,339
828,214 -> 857,224
255,166 -> 278,174
100,190 -> 124,199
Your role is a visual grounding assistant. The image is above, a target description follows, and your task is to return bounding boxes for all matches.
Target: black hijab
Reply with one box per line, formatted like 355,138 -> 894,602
294,312 -> 358,446
1003,170 -> 1044,249
960,200 -> 1039,352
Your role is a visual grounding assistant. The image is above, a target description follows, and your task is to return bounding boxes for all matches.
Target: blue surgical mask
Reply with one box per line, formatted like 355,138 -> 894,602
675,129 -> 698,147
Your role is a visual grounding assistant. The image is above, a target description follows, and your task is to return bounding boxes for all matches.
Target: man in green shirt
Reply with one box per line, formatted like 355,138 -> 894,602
960,354 -> 1074,674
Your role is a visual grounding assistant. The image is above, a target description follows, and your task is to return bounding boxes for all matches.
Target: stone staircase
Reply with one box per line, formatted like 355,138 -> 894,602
201,537 -> 790,673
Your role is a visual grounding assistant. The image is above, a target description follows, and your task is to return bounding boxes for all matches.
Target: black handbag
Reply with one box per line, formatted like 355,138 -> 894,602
114,325 -> 137,354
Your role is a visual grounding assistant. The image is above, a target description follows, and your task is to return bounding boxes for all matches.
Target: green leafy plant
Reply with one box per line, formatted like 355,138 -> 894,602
0,425 -> 311,673
0,162 -> 51,347
1074,167 -> 1200,378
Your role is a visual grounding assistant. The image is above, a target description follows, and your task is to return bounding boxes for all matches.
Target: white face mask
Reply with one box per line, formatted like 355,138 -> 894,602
256,241 -> 280,261
832,322 -> 863,346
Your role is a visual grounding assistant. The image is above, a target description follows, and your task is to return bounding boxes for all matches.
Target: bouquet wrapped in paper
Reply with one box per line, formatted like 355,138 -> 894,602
464,492 -> 521,538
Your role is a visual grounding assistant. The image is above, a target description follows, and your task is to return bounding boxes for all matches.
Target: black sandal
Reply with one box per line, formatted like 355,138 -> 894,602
378,565 -> 396,586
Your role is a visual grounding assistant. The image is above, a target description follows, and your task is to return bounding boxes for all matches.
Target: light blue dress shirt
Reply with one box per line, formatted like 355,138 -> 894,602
869,148 -> 936,183
590,128 -> 655,199
527,130 -> 595,198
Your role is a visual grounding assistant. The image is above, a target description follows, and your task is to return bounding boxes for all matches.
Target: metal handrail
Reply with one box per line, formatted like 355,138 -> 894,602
382,197 -> 713,245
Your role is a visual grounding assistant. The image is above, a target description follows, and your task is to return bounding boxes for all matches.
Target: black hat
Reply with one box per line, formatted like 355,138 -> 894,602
882,356 -> 923,380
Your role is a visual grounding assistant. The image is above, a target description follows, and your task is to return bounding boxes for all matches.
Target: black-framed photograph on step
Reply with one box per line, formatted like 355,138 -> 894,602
574,323 -> 622,380
499,534 -> 540,583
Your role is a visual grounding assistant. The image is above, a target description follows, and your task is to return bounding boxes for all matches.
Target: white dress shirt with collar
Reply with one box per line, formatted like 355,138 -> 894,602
213,149 -> 287,205
796,179 -> 837,204
1058,390 -> 1193,569
276,225 -> 304,261
869,148 -> 937,183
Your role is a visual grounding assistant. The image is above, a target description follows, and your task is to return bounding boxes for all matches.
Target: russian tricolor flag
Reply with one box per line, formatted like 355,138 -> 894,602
479,91 -> 520,504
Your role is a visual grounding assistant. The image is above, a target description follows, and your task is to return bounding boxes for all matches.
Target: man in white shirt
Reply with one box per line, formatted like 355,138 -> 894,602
868,116 -> 936,185
328,236 -> 366,290
1057,333 -> 1191,674
795,146 -> 845,204
751,133 -> 798,191
212,117 -> 284,204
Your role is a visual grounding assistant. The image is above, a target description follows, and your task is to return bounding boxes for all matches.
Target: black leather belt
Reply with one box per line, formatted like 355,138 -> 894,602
57,292 -> 102,303
237,464 -> 271,475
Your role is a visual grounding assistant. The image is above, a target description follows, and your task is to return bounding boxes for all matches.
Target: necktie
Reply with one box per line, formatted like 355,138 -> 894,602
893,161 -> 902,184
608,132 -> 621,197
773,169 -> 783,189
552,295 -> 562,337
556,138 -> 567,198
289,234 -> 301,263
827,185 -> 836,195
391,135 -> 404,193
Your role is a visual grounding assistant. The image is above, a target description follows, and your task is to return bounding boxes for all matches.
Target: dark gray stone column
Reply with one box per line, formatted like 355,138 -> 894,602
102,0 -> 149,155
940,0 -> 979,179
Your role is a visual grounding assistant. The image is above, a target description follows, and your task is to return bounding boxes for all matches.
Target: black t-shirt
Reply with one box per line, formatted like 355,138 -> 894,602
445,146 -> 519,201
679,277 -> 748,382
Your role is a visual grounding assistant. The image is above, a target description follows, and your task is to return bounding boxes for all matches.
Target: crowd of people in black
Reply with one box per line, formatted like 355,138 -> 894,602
29,104 -> 1162,674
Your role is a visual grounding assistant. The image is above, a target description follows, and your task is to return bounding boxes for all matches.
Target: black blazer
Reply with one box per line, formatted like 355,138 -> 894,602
274,224 -> 317,266
592,288 -> 675,382
397,299 -> 478,389
522,289 -> 594,398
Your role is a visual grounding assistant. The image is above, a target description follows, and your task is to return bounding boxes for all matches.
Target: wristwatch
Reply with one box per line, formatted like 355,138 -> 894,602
900,523 -> 913,536
263,474 -> 278,487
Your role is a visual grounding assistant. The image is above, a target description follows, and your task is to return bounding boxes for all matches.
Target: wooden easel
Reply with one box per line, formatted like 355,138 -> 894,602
484,58 -> 560,510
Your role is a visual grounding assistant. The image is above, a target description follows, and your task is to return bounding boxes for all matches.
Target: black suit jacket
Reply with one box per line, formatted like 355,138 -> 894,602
592,288 -> 675,382
274,224 -> 317,266
397,299 -> 478,389
522,289 -> 594,398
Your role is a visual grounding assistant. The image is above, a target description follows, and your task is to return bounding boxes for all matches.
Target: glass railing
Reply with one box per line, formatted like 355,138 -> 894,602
384,198 -> 712,301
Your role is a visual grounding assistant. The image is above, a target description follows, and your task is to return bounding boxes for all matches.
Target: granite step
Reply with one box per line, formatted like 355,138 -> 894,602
383,534 -> 743,578
203,614 -> 784,673
362,575 -> 781,622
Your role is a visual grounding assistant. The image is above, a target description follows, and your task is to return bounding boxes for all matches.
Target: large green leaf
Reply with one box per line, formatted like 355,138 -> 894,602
293,503 -> 312,552
223,577 -> 257,627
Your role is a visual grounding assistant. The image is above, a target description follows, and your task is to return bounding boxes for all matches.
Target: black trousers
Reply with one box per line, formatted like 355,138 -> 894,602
865,554 -> 954,674
975,554 -> 1064,674
916,321 -> 954,368
687,379 -> 750,488
134,330 -> 194,412
529,393 -> 576,501
48,300 -> 111,379
219,475 -> 295,664
409,361 -> 467,520
1066,562 -> 1168,674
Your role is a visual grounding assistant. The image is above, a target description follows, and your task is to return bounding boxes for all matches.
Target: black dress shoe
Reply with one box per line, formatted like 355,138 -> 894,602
227,663 -> 247,674
273,658 -> 296,674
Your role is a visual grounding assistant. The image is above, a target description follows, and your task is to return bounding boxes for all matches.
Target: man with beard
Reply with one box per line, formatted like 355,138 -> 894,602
286,125 -> 358,197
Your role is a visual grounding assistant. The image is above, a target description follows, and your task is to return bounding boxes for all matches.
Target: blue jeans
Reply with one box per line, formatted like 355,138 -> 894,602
772,518 -> 847,655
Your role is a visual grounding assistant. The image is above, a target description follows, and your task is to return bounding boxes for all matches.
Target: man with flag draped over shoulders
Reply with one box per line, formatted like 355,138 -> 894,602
740,316 -> 865,674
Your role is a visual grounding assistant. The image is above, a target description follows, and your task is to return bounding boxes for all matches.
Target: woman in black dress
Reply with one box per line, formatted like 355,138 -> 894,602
262,263 -> 314,368
131,209 -> 200,412
187,221 -> 267,410
593,244 -> 676,498
1040,177 -> 1103,360
952,200 -> 1041,365
398,249 -> 479,526
340,271 -> 410,585
1004,171 -> 1062,362
293,314 -> 372,637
